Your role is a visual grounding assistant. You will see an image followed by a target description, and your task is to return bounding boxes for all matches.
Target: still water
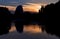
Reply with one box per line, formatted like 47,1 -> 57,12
9,22 -> 43,33
0,23 -> 59,39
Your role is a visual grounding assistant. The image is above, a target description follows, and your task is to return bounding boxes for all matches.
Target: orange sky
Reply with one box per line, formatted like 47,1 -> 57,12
23,3 -> 47,12
0,3 -> 47,13
23,3 -> 42,12
23,6 -> 41,12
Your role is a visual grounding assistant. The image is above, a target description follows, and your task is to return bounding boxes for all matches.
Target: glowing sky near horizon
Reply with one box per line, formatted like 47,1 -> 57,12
23,3 -> 42,12
0,0 -> 58,12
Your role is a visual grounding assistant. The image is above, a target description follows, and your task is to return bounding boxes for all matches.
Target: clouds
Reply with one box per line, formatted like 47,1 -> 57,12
0,0 -> 19,6
31,0 -> 58,3
0,0 -> 58,6
23,3 -> 42,12
20,0 -> 58,4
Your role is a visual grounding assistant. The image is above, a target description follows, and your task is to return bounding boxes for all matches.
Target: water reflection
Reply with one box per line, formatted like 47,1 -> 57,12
24,25 -> 42,33
9,23 -> 43,33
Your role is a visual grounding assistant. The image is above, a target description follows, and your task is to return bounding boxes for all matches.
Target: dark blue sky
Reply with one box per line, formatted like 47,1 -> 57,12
0,0 -> 58,6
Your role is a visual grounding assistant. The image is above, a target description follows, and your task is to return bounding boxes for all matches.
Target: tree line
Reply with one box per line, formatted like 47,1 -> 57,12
0,0 -> 60,37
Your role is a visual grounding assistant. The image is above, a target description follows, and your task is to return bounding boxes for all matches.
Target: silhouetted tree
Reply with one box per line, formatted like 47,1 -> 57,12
38,6 -> 46,32
23,11 -> 40,25
43,3 -> 55,34
14,5 -> 24,33
0,7 -> 12,35
23,11 -> 32,25
23,11 -> 45,32
39,6 -> 46,25
40,1 -> 60,37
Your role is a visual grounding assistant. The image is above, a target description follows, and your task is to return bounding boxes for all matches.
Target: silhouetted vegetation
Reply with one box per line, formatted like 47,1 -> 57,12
14,5 -> 45,33
14,5 -> 24,33
0,0 -> 60,37
9,0 -> 60,37
23,11 -> 45,32
23,11 -> 39,24
39,0 -> 60,37
0,7 -> 12,35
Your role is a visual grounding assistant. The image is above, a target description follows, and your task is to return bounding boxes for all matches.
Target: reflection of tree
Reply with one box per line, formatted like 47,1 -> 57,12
15,5 -> 24,33
39,0 -> 60,37
0,7 -> 12,35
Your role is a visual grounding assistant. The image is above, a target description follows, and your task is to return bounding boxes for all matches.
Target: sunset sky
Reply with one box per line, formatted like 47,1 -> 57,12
0,3 -> 47,12
0,0 -> 59,12
0,0 -> 60,38
0,0 -> 58,5
23,3 -> 42,12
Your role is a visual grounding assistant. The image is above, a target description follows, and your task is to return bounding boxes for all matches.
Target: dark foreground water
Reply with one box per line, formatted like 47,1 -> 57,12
0,23 -> 59,39
0,30 -> 59,39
